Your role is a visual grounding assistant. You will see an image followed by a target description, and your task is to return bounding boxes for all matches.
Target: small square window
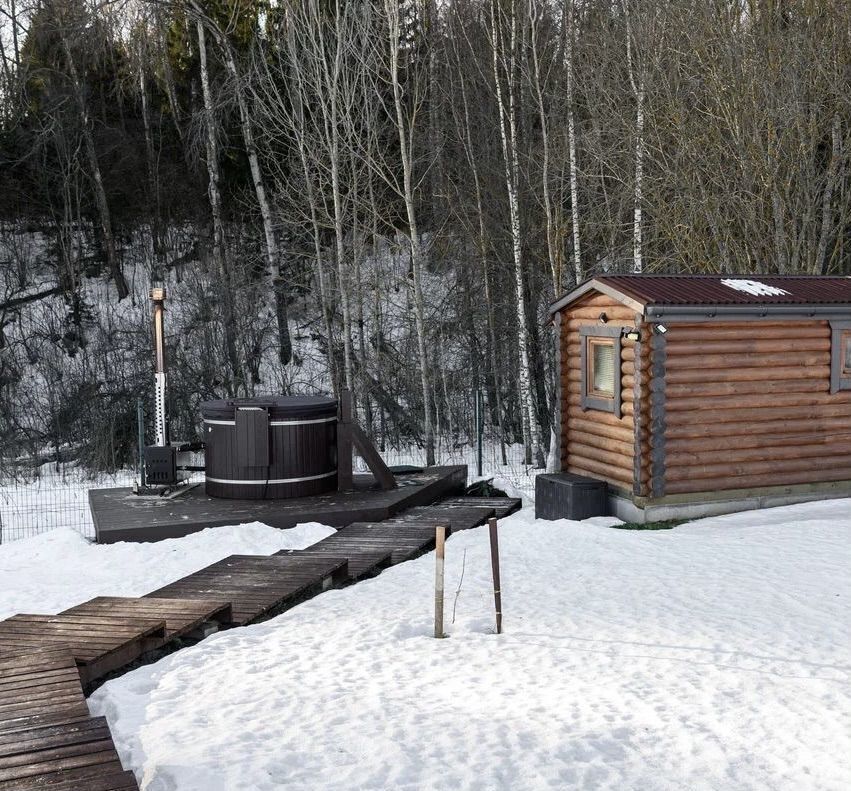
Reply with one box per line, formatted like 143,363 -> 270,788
589,339 -> 616,397
580,327 -> 622,416
829,322 -> 851,393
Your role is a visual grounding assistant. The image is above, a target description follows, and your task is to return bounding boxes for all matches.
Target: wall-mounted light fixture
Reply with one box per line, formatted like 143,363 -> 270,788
598,312 -> 608,324
654,324 -> 668,335
624,328 -> 640,342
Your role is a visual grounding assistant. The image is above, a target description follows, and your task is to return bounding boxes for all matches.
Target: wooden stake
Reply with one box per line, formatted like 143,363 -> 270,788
488,517 -> 502,634
434,525 -> 446,638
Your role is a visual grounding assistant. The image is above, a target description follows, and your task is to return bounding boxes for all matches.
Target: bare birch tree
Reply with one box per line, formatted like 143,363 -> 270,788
489,0 -> 544,466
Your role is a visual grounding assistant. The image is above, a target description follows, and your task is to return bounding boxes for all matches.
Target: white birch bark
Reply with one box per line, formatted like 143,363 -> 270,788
565,0 -> 582,284
622,0 -> 644,274
384,0 -> 435,466
190,2 -> 292,367
815,114 -> 841,274
455,54 -> 508,465
528,0 -> 559,295
59,22 -> 128,300
197,19 -> 240,394
490,0 -> 544,467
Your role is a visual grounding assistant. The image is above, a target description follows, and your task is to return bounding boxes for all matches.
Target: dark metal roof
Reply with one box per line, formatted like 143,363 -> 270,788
596,274 -> 851,306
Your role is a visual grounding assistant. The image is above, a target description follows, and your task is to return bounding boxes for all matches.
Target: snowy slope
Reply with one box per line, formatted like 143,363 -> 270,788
0,522 -> 334,620
81,501 -> 851,791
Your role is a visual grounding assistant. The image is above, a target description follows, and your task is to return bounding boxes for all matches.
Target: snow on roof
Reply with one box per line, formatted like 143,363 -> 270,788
550,274 -> 851,314
599,274 -> 851,306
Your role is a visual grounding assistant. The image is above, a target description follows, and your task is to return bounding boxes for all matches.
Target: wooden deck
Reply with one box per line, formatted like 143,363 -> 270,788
89,466 -> 467,543
63,598 -> 233,650
0,486 -> 520,789
145,555 -> 350,626
0,615 -> 166,687
0,650 -> 138,790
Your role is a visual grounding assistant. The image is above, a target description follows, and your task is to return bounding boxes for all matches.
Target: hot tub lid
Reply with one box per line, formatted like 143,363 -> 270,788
201,395 -> 337,422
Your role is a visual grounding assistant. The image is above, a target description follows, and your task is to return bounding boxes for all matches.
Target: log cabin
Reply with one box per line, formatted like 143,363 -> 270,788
549,274 -> 851,521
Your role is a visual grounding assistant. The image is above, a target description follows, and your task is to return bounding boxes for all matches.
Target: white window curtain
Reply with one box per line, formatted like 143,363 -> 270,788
593,343 -> 615,395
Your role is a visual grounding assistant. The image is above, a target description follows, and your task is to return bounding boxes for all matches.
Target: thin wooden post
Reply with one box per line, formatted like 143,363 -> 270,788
337,390 -> 353,491
488,517 -> 502,634
434,525 -> 446,638
475,388 -> 483,477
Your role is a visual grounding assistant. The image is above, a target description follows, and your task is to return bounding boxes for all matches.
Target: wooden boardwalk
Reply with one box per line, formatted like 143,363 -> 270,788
0,490 -> 520,788
145,555 -> 350,626
0,649 -> 138,790
0,615 -> 166,687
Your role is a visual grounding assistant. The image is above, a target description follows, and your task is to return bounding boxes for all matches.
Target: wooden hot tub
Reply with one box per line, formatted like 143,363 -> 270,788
200,396 -> 338,499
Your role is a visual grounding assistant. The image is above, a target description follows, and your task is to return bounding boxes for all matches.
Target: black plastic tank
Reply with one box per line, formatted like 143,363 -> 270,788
200,396 -> 338,499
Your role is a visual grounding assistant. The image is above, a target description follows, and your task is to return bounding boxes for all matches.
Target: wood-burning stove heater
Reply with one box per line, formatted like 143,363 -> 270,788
141,287 -> 199,491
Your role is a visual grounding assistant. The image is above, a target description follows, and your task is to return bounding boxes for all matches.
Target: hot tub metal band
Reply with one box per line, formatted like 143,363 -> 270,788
203,416 -> 338,427
205,469 -> 338,485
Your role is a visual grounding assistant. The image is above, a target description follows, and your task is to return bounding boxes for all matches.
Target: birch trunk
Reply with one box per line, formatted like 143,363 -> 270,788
60,29 -> 128,300
385,0 -> 435,466
490,0 -> 543,467
454,44 -> 508,464
137,54 -> 164,278
816,114 -> 841,274
565,0 -> 582,284
529,0 -> 559,295
197,19 -> 241,395
209,22 -> 292,368
622,0 -> 644,274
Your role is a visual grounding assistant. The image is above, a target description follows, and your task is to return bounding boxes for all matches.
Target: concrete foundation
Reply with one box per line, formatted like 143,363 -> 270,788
610,482 -> 851,524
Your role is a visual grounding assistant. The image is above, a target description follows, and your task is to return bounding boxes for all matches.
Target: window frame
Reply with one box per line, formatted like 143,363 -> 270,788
580,325 -> 622,417
830,320 -> 851,393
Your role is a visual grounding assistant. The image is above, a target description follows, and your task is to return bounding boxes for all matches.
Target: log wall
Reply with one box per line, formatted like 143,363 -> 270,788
560,294 -> 646,492
655,320 -> 851,495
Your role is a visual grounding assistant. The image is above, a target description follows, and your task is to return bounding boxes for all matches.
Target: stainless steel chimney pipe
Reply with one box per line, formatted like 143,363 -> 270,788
151,287 -> 169,447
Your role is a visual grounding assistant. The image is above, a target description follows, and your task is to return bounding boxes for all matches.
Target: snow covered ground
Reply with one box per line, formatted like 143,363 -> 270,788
0,522 -> 334,620
29,499 -> 842,791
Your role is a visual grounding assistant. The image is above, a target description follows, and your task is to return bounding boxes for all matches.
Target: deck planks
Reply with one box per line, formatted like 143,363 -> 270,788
0,616 -> 166,686
90,466 -> 468,543
0,650 -> 138,791
428,496 -> 522,519
62,597 -> 232,647
274,547 -> 393,580
145,555 -> 349,625
0,650 -> 86,724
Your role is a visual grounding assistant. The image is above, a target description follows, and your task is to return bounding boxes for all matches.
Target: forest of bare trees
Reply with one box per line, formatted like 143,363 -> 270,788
1,0 -> 850,473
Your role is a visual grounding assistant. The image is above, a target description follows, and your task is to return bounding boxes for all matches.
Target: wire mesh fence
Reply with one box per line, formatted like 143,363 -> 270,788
0,464 -> 136,544
0,430 -> 539,545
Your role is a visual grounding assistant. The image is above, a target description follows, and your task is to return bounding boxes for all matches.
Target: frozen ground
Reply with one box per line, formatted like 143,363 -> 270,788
0,522 -> 334,620
59,499 -> 848,790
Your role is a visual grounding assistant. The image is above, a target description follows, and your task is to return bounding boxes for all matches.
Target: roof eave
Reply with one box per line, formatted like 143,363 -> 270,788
549,278 -> 646,316
645,304 -> 851,322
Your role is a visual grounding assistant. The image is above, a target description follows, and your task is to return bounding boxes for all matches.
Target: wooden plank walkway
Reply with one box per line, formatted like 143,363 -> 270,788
62,597 -> 232,648
145,555 -> 349,625
387,504 -> 496,531
0,650 -> 138,790
0,486 -> 519,789
429,496 -> 522,520
274,547 -> 393,581
0,616 -> 166,686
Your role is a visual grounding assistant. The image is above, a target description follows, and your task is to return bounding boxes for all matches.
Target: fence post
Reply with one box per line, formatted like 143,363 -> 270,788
488,517 -> 502,634
137,398 -> 146,488
475,388 -> 483,478
434,525 -> 446,638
